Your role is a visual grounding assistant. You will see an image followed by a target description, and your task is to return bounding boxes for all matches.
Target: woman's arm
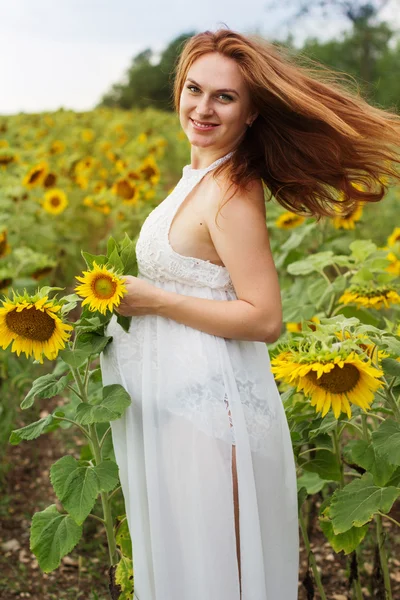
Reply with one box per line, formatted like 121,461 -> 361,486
155,178 -> 283,343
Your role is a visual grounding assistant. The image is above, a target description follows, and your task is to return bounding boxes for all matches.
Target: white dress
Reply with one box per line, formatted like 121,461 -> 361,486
100,150 -> 299,600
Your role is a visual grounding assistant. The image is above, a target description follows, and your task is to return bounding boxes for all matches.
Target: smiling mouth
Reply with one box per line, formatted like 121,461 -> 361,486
190,118 -> 220,128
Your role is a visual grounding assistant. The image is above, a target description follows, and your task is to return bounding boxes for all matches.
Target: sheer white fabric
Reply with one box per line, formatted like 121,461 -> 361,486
100,151 -> 299,600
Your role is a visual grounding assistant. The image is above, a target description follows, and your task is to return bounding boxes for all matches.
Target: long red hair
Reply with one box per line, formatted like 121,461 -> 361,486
172,28 -> 400,221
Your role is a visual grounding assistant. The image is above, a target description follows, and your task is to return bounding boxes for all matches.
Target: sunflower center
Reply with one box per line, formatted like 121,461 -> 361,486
140,165 -> 156,180
29,169 -> 43,184
50,196 -> 61,207
306,363 -> 360,394
6,307 -> 56,341
91,275 -> 117,299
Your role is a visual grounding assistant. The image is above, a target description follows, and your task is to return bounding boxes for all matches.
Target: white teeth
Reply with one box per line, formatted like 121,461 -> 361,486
192,119 -> 216,128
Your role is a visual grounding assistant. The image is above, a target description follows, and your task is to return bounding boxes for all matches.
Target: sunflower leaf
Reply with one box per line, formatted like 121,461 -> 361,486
50,456 -> 101,524
107,247 -> 124,273
9,414 -> 58,445
59,349 -> 91,369
75,384 -> 131,425
94,460 -> 119,492
115,517 -> 132,559
115,555 -> 134,599
119,233 -> 133,251
349,240 -> 377,262
371,419 -> 400,466
21,373 -> 71,409
30,505 -> 82,573
381,358 -> 400,378
75,332 -> 113,356
120,243 -> 137,276
297,471 -> 331,494
329,472 -> 400,534
344,439 -> 397,486
116,314 -> 131,333
301,449 -> 341,481
81,251 -> 107,269
319,506 -> 368,554
107,237 -> 118,257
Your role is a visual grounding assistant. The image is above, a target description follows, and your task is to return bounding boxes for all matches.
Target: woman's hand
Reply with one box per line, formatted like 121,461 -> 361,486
114,275 -> 162,317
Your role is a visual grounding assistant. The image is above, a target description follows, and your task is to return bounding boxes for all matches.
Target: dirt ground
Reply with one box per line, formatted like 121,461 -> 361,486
1,405 -> 399,600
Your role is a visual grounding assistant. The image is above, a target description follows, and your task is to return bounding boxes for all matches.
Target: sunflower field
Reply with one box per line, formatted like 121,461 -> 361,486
0,107 -> 400,599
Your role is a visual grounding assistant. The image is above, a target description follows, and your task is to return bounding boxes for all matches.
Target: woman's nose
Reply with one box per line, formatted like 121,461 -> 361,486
195,96 -> 213,117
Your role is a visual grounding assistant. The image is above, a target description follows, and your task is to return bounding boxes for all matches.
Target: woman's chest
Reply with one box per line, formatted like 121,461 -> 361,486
168,177 -> 225,267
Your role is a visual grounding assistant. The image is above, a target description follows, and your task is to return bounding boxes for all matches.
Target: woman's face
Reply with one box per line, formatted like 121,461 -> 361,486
179,52 -> 257,153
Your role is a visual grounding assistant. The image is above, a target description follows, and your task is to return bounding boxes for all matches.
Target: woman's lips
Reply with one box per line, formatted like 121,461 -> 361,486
190,118 -> 220,131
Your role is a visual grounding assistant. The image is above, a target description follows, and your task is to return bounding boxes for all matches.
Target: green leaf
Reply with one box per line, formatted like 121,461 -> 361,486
116,314 -> 131,333
308,413 -> 338,439
81,251 -> 107,268
94,461 -> 119,492
75,384 -> 131,425
9,415 -> 56,445
107,236 -> 118,257
59,349 -> 90,369
297,471 -> 330,494
287,252 -> 334,276
108,247 -> 124,273
344,439 -> 396,486
50,456 -> 101,525
75,332 -> 113,356
119,233 -> 133,251
319,506 -> 368,554
349,240 -> 377,262
381,358 -> 400,378
21,373 -> 70,410
330,472 -> 400,534
115,555 -> 134,599
302,449 -> 341,481
30,505 -> 82,572
371,419 -> 400,466
120,243 -> 137,276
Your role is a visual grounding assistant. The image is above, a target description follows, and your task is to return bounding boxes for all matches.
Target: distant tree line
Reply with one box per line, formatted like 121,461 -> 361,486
98,2 -> 400,112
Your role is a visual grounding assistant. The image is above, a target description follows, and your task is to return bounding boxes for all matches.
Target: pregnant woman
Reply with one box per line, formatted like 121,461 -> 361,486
100,28 -> 400,600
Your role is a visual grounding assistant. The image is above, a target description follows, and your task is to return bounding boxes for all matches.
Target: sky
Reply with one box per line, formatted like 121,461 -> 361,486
1,0 -> 399,115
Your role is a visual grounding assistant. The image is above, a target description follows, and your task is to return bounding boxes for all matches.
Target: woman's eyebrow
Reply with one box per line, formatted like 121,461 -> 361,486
186,78 -> 240,96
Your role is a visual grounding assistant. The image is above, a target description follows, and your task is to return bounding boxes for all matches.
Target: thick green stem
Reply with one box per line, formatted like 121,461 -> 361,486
375,513 -> 393,600
89,422 -> 119,566
299,507 -> 328,600
71,363 -> 119,567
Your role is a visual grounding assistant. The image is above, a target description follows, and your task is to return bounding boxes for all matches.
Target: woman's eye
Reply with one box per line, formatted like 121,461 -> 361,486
186,86 -> 232,102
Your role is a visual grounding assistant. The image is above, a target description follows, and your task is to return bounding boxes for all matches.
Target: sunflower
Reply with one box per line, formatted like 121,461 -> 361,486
137,156 -> 160,185
0,150 -> 17,166
75,262 -> 127,315
0,231 -> 11,258
332,202 -> 363,230
112,178 -> 140,205
23,162 -> 49,188
42,189 -> 68,215
83,195 -> 111,215
271,349 -> 383,419
385,250 -> 400,276
0,295 -> 72,363
42,172 -> 57,188
81,129 -> 95,142
339,285 -> 400,310
387,227 -> 400,248
49,140 -> 65,155
275,212 -> 305,229
286,317 -> 320,333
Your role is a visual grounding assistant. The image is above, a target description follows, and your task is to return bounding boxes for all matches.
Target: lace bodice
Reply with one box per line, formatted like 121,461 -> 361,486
135,151 -> 236,292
